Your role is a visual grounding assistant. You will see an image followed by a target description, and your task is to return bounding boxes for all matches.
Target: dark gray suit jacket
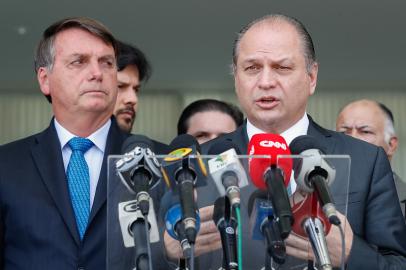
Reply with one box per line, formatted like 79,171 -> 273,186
0,118 -> 168,269
195,118 -> 406,269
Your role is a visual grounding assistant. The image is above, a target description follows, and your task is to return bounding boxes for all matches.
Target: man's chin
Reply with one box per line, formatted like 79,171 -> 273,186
116,116 -> 134,133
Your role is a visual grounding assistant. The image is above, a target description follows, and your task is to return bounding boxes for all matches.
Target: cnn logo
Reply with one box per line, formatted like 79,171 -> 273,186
259,140 -> 287,150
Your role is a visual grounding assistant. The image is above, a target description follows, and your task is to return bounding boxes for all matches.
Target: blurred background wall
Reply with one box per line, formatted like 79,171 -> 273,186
1,0 -> 405,178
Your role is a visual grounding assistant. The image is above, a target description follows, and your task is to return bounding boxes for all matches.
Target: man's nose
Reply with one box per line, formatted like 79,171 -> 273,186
258,68 -> 276,90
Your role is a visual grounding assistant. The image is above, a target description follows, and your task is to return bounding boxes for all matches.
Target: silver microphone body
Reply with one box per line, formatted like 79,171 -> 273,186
303,217 -> 332,270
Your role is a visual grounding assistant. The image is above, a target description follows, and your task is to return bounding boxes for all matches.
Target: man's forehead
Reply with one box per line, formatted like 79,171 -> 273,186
238,20 -> 302,60
54,27 -> 114,53
340,106 -> 385,128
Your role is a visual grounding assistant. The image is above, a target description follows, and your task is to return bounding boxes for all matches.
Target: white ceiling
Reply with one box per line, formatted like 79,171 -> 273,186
1,0 -> 405,93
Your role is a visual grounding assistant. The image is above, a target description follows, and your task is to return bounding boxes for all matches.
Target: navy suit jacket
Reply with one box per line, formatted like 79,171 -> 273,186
195,117 -> 406,269
0,118 -> 167,269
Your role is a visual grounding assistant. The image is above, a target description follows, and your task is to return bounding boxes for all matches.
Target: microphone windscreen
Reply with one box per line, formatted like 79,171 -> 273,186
208,140 -> 241,155
247,189 -> 269,217
247,134 -> 292,190
121,134 -> 154,153
212,196 -> 226,225
289,135 -> 326,155
169,134 -> 201,152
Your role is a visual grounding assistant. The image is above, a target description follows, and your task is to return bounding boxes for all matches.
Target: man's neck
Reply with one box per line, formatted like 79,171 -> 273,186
54,113 -> 112,137
247,114 -> 309,145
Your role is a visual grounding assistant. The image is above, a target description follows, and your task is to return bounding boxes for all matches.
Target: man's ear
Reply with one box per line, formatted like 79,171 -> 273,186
308,62 -> 318,96
37,67 -> 50,96
387,136 -> 398,161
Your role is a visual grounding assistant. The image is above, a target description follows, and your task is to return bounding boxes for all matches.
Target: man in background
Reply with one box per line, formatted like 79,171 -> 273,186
336,99 -> 406,217
113,40 -> 151,133
177,98 -> 244,144
164,14 -> 406,269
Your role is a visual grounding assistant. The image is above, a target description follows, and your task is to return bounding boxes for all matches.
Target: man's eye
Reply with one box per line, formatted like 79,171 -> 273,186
361,130 -> 373,135
245,65 -> 259,71
101,58 -> 116,69
70,59 -> 83,66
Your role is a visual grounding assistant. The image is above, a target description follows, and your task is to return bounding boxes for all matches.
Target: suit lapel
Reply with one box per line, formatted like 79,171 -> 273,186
88,119 -> 126,224
30,122 -> 80,245
306,115 -> 336,154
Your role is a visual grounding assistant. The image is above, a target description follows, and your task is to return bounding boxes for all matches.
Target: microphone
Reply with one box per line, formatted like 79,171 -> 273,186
213,196 -> 238,270
116,135 -> 162,215
118,198 -> 160,270
289,135 -> 339,225
248,190 -> 286,264
118,199 -> 160,247
161,191 -> 201,259
161,134 -> 207,243
207,140 -> 248,207
247,134 -> 293,239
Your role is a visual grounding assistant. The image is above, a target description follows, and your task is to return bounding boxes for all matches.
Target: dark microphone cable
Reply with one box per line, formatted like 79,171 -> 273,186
143,213 -> 153,270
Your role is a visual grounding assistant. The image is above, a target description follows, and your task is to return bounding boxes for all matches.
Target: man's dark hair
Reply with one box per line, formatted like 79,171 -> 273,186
378,102 -> 395,126
177,99 -> 244,135
34,17 -> 117,103
116,40 -> 151,82
232,14 -> 316,73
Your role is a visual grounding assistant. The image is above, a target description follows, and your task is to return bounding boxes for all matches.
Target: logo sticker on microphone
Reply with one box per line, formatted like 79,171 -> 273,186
259,140 -> 287,150
164,148 -> 193,162
225,227 -> 235,234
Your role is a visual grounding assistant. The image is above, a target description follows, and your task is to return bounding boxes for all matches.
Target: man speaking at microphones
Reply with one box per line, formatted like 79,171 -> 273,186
164,14 -> 406,269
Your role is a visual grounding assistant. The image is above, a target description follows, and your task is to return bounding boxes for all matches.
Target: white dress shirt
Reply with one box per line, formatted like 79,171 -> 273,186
246,113 -> 310,194
54,119 -> 111,207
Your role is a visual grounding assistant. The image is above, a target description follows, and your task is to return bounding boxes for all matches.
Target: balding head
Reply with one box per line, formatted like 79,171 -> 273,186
336,99 -> 398,161
232,14 -> 316,74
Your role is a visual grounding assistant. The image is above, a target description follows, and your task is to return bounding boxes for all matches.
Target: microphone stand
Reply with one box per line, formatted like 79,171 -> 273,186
131,218 -> 150,270
263,216 -> 286,268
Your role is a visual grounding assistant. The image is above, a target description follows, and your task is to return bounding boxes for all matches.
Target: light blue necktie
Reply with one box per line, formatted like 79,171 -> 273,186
67,137 -> 93,240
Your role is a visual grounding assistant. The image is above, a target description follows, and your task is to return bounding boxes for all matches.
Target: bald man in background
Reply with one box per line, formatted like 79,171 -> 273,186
336,99 -> 406,217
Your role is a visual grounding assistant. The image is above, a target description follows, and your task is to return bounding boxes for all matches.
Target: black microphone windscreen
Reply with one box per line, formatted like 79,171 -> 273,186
121,134 -> 154,153
169,134 -> 201,152
289,135 -> 326,155
208,140 -> 241,155
212,196 -> 226,225
247,189 -> 269,217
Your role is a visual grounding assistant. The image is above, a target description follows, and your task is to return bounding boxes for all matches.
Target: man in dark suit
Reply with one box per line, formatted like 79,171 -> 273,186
0,17 -> 166,269
164,14 -> 406,269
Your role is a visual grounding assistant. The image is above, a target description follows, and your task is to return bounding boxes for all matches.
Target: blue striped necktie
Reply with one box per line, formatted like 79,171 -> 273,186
67,137 -> 93,240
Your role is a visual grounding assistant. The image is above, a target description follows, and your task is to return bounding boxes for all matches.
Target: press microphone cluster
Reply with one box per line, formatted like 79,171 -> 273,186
161,134 -> 207,244
290,135 -> 339,225
248,190 -> 286,265
116,135 -> 162,215
161,191 -> 201,259
213,196 -> 238,270
247,133 -> 294,239
116,135 -> 163,270
289,135 -> 340,270
207,140 -> 248,207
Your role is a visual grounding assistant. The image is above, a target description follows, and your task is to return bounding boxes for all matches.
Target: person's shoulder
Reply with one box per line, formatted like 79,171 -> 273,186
201,125 -> 246,154
0,132 -> 42,155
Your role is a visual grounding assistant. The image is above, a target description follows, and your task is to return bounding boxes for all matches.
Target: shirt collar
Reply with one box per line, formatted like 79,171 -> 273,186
246,113 -> 309,145
54,118 -> 111,153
